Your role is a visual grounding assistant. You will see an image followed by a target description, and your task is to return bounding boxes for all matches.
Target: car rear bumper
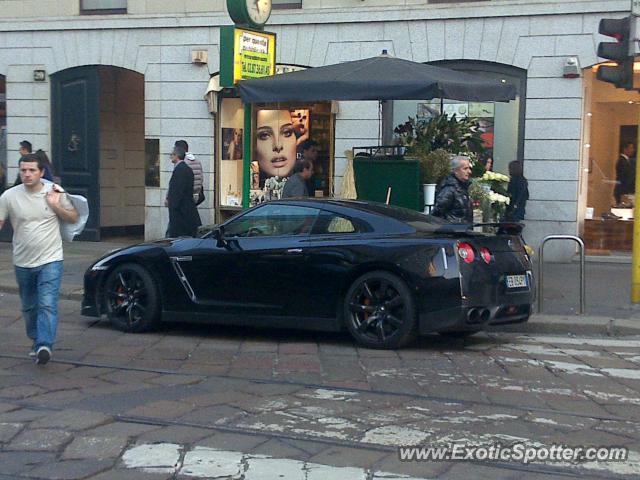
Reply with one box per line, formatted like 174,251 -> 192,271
419,302 -> 532,334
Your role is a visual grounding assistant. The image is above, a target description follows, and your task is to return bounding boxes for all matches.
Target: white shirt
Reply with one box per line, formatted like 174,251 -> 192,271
0,183 -> 72,268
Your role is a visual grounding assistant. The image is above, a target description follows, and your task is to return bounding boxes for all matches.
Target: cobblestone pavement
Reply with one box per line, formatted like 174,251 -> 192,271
1,292 -> 640,479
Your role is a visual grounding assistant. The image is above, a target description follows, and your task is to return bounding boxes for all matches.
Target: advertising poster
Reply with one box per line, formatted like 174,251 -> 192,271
251,109 -> 312,205
222,128 -> 243,160
291,109 -> 310,159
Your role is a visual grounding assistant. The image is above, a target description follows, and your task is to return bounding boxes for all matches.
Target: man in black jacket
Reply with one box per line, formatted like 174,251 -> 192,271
432,155 -> 473,223
166,146 -> 201,237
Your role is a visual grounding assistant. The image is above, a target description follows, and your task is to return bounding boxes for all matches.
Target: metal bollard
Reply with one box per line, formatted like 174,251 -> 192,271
538,235 -> 586,314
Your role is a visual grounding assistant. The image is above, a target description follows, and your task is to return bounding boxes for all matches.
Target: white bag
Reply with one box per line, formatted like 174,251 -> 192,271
42,180 -> 90,241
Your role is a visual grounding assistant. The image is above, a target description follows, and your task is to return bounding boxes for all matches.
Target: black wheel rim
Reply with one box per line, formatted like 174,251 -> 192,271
107,270 -> 149,327
348,278 -> 406,343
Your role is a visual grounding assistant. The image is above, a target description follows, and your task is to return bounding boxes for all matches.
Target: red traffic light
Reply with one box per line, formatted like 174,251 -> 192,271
598,17 -> 630,42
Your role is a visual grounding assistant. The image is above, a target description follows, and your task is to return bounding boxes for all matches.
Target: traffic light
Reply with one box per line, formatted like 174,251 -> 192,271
597,16 -> 634,90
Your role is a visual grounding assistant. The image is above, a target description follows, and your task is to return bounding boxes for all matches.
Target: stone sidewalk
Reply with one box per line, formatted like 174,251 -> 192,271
1,239 -> 639,336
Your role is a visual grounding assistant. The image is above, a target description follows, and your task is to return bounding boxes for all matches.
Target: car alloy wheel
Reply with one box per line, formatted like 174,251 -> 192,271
104,263 -> 159,333
344,271 -> 417,349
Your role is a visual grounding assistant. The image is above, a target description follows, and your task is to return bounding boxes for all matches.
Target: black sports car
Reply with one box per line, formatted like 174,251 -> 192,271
82,199 -> 535,349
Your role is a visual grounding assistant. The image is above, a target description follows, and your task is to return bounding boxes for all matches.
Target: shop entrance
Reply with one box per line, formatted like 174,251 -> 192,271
581,65 -> 640,256
52,66 -> 145,241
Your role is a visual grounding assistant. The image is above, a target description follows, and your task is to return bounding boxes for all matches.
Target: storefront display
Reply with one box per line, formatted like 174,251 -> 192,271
582,67 -> 639,254
218,98 -> 245,214
215,98 -> 334,221
393,96 -> 516,174
249,102 -> 333,206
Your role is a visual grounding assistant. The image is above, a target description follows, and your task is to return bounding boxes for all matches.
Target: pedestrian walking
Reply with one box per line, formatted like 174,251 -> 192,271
432,155 -> 473,223
0,153 -> 79,365
505,160 -> 529,221
175,139 -> 205,205
166,146 -> 201,237
13,140 -> 35,186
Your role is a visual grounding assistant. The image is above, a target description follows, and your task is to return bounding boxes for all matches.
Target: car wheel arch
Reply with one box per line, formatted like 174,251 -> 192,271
97,257 -> 165,314
337,262 -> 416,323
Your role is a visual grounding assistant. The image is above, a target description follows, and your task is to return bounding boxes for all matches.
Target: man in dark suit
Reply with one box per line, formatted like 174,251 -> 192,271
614,142 -> 636,205
167,146 -> 201,237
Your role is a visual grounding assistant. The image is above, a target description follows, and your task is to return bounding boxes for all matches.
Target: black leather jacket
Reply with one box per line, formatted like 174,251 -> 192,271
431,174 -> 473,223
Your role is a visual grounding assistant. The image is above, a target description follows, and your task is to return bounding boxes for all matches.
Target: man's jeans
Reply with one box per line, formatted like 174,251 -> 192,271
14,261 -> 63,351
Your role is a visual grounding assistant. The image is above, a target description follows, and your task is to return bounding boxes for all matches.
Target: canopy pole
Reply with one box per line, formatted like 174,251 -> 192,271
242,103 -> 252,208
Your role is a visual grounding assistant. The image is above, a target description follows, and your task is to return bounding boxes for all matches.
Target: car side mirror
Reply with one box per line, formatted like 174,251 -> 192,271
213,226 -> 227,247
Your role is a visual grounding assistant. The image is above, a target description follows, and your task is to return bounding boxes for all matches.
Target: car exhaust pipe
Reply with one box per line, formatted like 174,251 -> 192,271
480,308 -> 490,323
467,308 -> 480,323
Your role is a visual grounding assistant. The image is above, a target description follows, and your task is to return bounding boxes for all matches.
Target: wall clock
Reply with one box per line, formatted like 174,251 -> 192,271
227,0 -> 272,29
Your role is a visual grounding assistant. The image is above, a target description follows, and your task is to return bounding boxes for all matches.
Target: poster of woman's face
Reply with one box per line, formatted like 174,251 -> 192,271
255,109 -> 297,182
222,128 -> 243,160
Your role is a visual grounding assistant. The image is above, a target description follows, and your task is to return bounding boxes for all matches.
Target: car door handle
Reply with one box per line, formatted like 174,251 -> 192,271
286,248 -> 303,254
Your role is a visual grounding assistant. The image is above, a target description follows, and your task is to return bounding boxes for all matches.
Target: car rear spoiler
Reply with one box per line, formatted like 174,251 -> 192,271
435,222 -> 524,235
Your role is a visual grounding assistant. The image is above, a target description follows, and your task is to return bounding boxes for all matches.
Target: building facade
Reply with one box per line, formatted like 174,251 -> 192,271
0,0 -> 633,260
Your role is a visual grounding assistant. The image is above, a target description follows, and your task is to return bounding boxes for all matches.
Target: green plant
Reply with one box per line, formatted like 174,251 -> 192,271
419,149 -> 450,185
394,114 -> 487,159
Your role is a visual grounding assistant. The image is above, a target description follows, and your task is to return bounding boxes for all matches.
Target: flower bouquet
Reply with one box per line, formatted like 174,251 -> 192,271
471,171 -> 510,222
264,176 -> 288,201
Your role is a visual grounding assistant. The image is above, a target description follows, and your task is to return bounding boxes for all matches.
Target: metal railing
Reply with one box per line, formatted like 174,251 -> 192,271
538,235 -> 585,314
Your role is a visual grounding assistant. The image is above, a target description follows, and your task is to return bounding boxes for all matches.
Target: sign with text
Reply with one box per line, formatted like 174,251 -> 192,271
220,26 -> 276,87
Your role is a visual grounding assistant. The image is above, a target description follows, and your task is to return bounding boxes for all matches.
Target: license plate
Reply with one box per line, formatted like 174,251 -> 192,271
506,274 -> 527,289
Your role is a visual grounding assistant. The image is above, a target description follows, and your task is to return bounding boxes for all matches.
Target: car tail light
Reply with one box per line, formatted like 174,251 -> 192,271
457,242 -> 475,263
479,247 -> 492,264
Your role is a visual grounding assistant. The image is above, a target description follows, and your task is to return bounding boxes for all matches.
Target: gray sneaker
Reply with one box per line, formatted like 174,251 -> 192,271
35,346 -> 51,365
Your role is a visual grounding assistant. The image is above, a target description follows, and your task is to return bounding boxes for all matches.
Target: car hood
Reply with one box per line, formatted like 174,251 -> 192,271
89,237 -> 202,268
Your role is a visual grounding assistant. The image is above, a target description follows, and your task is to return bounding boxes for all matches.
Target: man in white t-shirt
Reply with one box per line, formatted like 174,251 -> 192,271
0,154 -> 78,365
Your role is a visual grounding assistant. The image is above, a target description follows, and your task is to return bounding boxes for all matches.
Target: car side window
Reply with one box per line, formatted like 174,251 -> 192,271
311,211 -> 366,235
224,204 -> 319,237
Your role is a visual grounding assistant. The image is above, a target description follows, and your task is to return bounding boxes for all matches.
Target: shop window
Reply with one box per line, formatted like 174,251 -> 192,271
273,0 -> 302,9
81,0 -> 127,14
225,204 -> 319,237
217,96 -> 334,221
385,61 -> 526,175
219,97 -> 245,210
251,103 -> 333,206
582,65 -> 640,255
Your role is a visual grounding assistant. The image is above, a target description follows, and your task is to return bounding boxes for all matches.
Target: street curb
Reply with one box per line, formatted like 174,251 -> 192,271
488,314 -> 640,336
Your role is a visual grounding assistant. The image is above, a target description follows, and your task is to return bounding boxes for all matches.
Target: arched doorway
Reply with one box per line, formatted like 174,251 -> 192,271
51,66 -> 145,241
